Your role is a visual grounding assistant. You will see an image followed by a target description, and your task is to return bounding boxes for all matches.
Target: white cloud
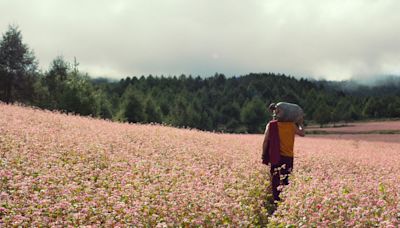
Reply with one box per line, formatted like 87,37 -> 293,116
1,0 -> 400,80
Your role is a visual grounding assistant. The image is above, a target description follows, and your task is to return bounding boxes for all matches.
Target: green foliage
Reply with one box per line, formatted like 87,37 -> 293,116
241,97 -> 270,133
313,101 -> 332,127
58,74 -> 98,116
144,98 -> 162,123
387,97 -> 400,117
0,25 -> 38,103
120,85 -> 145,123
94,90 -> 113,119
331,99 -> 350,125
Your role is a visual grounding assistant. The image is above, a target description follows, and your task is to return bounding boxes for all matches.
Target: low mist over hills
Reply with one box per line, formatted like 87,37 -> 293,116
316,75 -> 400,96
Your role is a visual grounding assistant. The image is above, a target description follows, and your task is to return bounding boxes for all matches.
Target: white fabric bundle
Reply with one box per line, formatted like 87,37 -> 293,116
275,102 -> 304,124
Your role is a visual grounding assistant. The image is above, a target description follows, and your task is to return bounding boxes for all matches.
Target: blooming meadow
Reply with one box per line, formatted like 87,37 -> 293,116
1,103 -> 399,226
0,103 -> 271,226
270,136 -> 400,227
309,134 -> 400,143
308,121 -> 400,133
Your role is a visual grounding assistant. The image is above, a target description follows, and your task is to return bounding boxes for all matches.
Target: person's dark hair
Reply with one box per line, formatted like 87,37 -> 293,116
268,102 -> 276,111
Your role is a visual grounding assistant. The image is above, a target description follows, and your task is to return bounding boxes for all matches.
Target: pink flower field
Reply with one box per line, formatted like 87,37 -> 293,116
0,103 -> 270,226
309,134 -> 400,143
308,121 -> 400,133
1,103 -> 399,226
270,136 -> 400,227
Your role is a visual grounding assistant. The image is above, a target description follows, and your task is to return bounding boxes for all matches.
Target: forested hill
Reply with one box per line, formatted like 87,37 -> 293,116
92,73 -> 399,133
101,73 -> 318,133
2,67 -> 400,133
1,25 -> 400,133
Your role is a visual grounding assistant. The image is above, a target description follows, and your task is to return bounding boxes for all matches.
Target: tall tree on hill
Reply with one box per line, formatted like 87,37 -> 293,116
96,92 -> 113,119
241,97 -> 269,133
50,56 -> 69,80
144,98 -> 162,123
331,99 -> 349,125
0,25 -> 38,103
171,96 -> 190,127
58,73 -> 98,116
44,56 -> 70,108
387,96 -> 400,118
46,56 -> 69,92
120,85 -> 145,123
313,101 -> 332,127
363,97 -> 385,118
348,104 -> 361,121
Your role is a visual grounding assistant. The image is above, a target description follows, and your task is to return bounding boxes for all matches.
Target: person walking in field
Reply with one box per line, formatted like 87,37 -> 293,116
262,102 -> 305,201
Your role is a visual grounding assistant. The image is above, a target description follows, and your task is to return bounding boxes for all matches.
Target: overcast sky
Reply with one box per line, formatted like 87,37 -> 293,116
1,0 -> 400,80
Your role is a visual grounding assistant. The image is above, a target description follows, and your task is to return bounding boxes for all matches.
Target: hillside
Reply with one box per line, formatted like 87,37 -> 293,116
92,73 -> 400,133
2,65 -> 400,134
1,103 -> 399,226
0,103 -> 271,226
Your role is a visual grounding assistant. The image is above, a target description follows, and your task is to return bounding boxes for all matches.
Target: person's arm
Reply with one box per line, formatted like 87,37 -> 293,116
262,123 -> 270,153
295,123 -> 305,137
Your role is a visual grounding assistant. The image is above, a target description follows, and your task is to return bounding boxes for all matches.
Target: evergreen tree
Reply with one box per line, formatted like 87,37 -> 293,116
241,97 -> 269,133
170,97 -> 190,127
387,97 -> 400,118
363,97 -> 379,118
58,73 -> 98,116
348,104 -> 361,121
0,25 -> 38,103
121,86 -> 145,123
144,98 -> 162,123
95,90 -> 113,119
331,99 -> 349,125
43,56 -> 71,109
313,102 -> 331,127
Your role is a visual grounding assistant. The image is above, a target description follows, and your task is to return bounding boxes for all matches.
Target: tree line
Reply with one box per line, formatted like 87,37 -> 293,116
1,25 -> 400,133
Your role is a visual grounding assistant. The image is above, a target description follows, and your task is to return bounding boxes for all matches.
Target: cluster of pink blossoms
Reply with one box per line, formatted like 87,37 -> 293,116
308,121 -> 400,133
1,103 -> 399,226
270,135 -> 400,227
0,103 -> 271,226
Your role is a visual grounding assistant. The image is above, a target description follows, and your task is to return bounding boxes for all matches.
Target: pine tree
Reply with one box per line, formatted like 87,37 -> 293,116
0,25 -> 38,103
145,98 -> 162,123
240,97 -> 269,133
121,86 -> 145,123
313,102 -> 331,127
